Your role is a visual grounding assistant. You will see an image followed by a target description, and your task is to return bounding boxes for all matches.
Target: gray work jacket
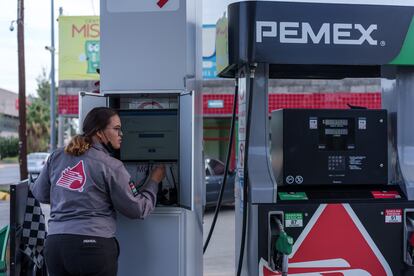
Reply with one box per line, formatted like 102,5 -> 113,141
30,143 -> 158,238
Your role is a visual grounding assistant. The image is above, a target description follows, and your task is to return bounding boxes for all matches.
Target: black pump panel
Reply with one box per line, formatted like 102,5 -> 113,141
270,109 -> 388,186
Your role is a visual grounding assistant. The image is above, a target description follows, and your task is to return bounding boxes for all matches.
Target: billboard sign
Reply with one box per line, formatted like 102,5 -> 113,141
203,25 -> 218,79
59,17 -> 218,81
59,16 -> 100,81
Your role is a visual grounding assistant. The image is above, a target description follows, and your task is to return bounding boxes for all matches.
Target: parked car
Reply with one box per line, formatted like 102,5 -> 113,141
27,152 -> 50,177
205,157 -> 235,208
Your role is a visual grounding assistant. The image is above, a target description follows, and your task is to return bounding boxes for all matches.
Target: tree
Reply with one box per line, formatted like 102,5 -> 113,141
36,68 -> 51,103
26,69 -> 52,152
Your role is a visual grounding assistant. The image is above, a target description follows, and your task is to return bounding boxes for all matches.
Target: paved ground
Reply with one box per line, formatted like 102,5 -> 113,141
203,207 -> 235,276
0,201 -> 9,229
0,163 -> 19,185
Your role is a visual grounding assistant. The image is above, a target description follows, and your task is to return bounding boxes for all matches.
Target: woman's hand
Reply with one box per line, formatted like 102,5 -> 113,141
150,165 -> 166,183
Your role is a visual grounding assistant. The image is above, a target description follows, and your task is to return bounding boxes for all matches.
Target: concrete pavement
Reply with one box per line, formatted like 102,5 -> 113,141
0,201 -> 9,229
0,163 -> 19,185
203,207 -> 235,276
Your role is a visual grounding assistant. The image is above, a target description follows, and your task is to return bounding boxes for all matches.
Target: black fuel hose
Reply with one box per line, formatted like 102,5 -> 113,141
203,78 -> 238,253
236,66 -> 255,276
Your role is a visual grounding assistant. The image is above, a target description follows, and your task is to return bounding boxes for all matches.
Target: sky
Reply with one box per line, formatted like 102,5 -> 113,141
0,0 -> 101,96
1,0 -> 413,96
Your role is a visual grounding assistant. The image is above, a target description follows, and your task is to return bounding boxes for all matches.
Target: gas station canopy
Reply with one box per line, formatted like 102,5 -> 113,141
218,1 -> 414,79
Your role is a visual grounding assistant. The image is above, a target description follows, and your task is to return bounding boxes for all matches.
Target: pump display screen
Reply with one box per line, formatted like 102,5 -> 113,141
119,110 -> 178,161
318,118 -> 355,151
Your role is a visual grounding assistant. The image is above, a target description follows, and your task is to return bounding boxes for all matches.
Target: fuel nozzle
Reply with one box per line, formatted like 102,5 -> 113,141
276,231 -> 293,255
271,217 -> 293,276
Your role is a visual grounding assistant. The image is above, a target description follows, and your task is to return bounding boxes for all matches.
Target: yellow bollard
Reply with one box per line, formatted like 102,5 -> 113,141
0,192 -> 9,201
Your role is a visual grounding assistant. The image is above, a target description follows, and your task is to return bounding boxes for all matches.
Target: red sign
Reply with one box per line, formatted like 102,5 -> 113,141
157,0 -> 169,8
260,204 -> 392,275
371,191 -> 401,199
15,99 -> 31,110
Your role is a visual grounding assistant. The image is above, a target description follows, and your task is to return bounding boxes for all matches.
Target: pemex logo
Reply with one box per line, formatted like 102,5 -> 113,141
260,204 -> 392,276
56,160 -> 87,192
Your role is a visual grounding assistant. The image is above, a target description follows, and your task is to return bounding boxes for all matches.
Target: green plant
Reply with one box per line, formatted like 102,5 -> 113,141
26,68 -> 58,153
27,98 -> 50,152
0,137 -> 19,160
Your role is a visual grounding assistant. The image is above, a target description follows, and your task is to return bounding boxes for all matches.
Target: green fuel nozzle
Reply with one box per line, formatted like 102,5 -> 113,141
275,231 -> 293,255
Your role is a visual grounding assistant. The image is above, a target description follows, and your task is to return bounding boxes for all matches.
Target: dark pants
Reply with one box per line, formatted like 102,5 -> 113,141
44,234 -> 119,276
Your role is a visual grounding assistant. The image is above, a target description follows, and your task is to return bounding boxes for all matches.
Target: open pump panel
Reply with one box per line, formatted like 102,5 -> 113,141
112,94 -> 180,207
79,88 -> 203,276
80,92 -> 184,207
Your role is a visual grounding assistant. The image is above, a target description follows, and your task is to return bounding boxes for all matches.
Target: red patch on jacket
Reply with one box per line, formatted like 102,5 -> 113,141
56,160 -> 87,192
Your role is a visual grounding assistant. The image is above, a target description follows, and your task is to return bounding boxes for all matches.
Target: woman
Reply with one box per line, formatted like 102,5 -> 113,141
31,107 -> 165,276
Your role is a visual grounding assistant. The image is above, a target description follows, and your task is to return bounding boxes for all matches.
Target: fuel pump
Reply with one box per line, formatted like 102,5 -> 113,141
216,1 -> 414,275
79,0 -> 203,275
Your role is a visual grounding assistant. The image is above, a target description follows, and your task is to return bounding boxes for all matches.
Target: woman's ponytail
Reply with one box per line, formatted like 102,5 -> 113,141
64,135 -> 93,156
